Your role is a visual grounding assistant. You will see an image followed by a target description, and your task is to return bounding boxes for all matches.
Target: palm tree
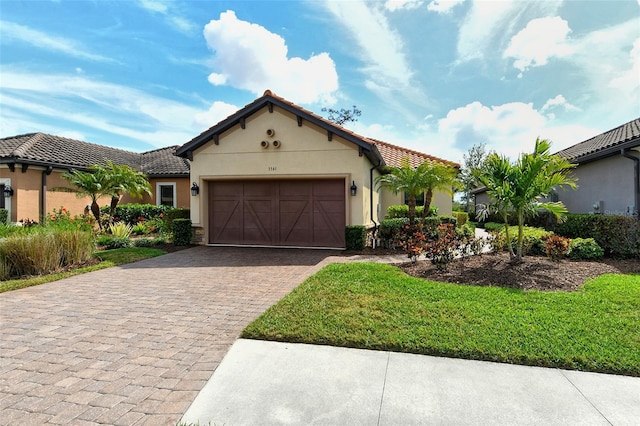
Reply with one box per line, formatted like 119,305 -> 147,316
57,167 -> 109,229
101,161 -> 152,223
56,161 -> 152,230
376,157 -> 459,225
476,138 -> 577,263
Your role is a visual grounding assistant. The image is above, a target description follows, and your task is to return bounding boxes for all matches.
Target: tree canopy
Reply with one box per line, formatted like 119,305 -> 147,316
57,162 -> 151,229
376,157 -> 459,225
476,138 -> 577,263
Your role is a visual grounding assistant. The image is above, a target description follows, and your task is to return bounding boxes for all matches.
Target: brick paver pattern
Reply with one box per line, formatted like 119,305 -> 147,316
0,246 -> 361,425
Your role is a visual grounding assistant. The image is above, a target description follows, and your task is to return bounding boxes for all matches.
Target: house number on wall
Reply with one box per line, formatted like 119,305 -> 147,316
268,166 -> 277,171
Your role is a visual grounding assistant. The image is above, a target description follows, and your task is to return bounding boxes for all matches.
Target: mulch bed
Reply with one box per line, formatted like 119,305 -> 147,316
398,252 -> 640,292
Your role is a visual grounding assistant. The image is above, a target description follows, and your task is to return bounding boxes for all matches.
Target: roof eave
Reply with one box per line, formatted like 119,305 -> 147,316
563,137 -> 640,165
175,94 -> 378,160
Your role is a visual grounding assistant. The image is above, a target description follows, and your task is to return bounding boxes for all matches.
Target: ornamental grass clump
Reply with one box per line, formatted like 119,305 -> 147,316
0,228 -> 94,280
1,231 -> 60,277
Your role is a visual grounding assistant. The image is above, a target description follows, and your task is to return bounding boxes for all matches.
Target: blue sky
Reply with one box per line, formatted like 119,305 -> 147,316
1,0 -> 638,163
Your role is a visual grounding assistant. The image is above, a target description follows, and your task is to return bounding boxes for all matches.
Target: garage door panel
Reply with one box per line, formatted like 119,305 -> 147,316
210,200 -> 241,243
279,200 -> 312,245
210,180 -> 345,247
243,200 -> 274,244
244,181 -> 275,197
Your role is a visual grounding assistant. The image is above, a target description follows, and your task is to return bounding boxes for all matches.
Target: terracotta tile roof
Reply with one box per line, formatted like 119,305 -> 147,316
556,117 -> 640,162
179,89 -> 458,169
369,138 -> 460,168
0,133 -> 189,176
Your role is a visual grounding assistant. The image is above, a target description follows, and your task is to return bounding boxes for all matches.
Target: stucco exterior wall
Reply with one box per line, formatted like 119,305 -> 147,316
379,188 -> 454,220
1,165 -> 185,223
558,154 -> 637,215
121,177 -> 190,209
190,107 -> 375,228
0,166 -> 109,222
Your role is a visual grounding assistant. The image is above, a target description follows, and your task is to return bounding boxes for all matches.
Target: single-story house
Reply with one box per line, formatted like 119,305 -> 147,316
554,117 -> 639,216
176,90 -> 459,249
473,117 -> 640,217
0,133 -> 190,223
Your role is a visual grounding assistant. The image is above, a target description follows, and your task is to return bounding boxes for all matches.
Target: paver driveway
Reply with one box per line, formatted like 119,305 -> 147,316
0,246 -> 342,425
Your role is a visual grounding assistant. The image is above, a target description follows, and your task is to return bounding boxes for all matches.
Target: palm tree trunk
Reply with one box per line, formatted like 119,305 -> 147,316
408,195 -> 417,226
109,196 -> 120,225
515,212 -> 525,263
91,201 -> 102,231
423,189 -> 433,218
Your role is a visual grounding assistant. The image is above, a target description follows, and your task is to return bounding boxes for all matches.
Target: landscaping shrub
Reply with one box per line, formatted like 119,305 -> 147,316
163,208 -> 190,233
568,238 -> 604,260
454,211 -> 469,227
103,204 -> 169,225
423,223 -> 458,271
133,237 -> 155,247
392,222 -> 428,262
489,226 -> 552,256
542,235 -> 571,262
380,216 -> 460,249
483,222 -> 504,232
132,223 -> 146,235
100,236 -> 132,249
550,214 -> 640,258
345,225 -> 366,250
108,222 -> 133,238
385,204 -> 437,219
173,218 -> 192,246
379,218 -> 409,248
0,208 -> 7,225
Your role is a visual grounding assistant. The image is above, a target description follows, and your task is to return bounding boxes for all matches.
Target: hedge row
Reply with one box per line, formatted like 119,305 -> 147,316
548,214 -> 639,258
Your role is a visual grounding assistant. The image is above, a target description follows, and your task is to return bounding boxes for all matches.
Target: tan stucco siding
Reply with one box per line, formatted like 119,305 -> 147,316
121,177 -> 190,209
0,166 -> 110,222
190,107 -> 374,227
379,188 -> 453,219
1,166 -> 185,223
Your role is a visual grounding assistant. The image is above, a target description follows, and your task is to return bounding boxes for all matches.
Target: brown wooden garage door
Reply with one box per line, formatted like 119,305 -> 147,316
208,179 -> 346,248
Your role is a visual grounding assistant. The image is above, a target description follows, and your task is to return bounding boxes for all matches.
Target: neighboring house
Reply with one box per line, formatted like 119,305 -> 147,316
473,117 -> 640,217
0,133 -> 190,223
555,117 -> 639,216
176,90 -> 459,249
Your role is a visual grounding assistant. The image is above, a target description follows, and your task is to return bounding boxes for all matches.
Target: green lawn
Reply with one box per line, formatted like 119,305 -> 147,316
243,262 -> 640,376
0,247 -> 166,294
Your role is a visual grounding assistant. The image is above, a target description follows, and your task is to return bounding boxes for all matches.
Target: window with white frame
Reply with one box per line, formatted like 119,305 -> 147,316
156,182 -> 176,208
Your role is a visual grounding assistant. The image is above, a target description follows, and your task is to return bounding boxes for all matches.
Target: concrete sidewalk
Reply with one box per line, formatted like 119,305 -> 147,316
182,339 -> 640,426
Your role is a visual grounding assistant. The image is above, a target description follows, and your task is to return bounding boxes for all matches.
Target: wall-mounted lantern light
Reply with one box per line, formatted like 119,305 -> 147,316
191,182 -> 200,196
3,185 -> 13,198
350,181 -> 357,197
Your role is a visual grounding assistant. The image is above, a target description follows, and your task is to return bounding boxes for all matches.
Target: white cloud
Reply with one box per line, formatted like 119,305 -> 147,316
137,0 -> 168,14
385,0 -> 424,12
0,69 -> 207,148
504,17 -> 573,75
567,18 -> 640,120
541,95 -> 579,114
0,20 -> 114,62
456,1 -> 562,63
324,1 -> 414,94
193,101 -> 240,129
427,0 -> 465,14
609,38 -> 640,92
437,101 -> 548,159
203,10 -> 338,105
137,0 -> 196,33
